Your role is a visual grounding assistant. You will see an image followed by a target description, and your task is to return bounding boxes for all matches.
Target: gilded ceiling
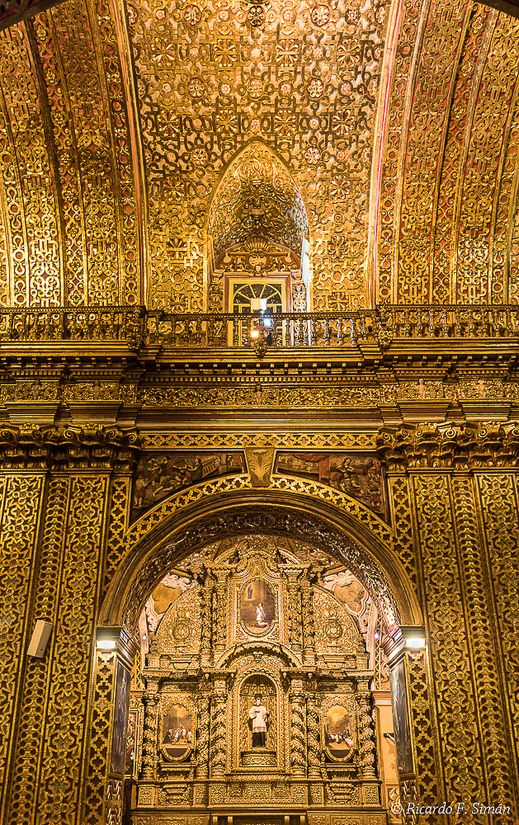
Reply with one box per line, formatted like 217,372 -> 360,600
0,0 -> 518,309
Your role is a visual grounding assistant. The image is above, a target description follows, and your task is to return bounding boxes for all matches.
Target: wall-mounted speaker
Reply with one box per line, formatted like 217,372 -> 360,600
27,620 -> 53,658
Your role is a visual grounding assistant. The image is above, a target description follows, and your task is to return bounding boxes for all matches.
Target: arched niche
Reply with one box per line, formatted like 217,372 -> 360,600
90,484 -> 428,825
206,141 -> 310,312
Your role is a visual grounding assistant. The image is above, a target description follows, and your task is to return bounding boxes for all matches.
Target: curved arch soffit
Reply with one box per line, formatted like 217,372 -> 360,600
207,140 -> 309,265
101,474 -> 422,634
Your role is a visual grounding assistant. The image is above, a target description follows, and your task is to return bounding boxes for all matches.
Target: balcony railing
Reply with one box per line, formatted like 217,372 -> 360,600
0,306 -> 518,350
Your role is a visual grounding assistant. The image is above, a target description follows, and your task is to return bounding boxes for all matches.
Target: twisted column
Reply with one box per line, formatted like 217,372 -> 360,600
210,682 -> 228,776
195,695 -> 211,779
289,683 -> 306,776
285,572 -> 302,651
357,683 -> 377,778
213,572 -> 228,651
301,580 -> 316,665
199,572 -> 214,667
140,690 -> 159,779
306,693 -> 321,778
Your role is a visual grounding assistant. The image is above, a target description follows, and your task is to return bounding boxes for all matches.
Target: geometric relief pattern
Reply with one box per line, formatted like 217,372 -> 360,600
412,475 -> 485,811
386,476 -> 417,590
37,476 -> 108,825
0,25 -> 61,306
83,651 -> 118,825
5,477 -> 69,825
0,0 -> 140,308
451,476 -> 517,816
405,650 -> 442,820
376,0 -> 519,305
0,474 -> 44,822
103,476 -> 132,597
127,0 -> 388,311
477,473 -> 519,812
395,0 -> 471,304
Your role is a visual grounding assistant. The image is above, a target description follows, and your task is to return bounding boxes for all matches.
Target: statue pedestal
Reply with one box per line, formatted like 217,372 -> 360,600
240,749 -> 277,767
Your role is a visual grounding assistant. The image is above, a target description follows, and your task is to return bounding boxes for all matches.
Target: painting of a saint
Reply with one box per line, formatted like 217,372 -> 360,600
323,705 -> 355,761
110,662 -> 130,774
240,579 -> 275,633
161,704 -> 194,761
248,694 -> 269,747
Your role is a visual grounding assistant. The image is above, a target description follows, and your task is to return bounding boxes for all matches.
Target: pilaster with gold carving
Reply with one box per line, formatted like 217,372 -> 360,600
284,570 -> 303,652
193,692 -> 211,805
213,572 -> 229,652
289,680 -> 306,777
0,472 -> 44,824
140,686 -> 160,782
83,627 -> 136,825
199,570 -> 214,668
210,677 -> 229,776
356,678 -> 377,780
301,578 -> 316,665
306,691 -> 321,779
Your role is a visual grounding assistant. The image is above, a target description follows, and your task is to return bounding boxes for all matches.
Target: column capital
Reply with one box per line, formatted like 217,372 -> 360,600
377,420 -> 519,472
0,424 -> 141,471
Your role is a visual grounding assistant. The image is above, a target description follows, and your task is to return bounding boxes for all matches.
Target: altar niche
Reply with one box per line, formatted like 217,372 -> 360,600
240,675 -> 277,768
129,534 -> 388,823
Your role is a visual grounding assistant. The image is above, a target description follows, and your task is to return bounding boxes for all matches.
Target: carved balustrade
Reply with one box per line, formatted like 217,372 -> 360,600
0,305 -> 518,351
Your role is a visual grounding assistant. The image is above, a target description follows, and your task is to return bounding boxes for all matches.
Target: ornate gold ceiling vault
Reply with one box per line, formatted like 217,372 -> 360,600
0,0 -> 143,307
375,0 -> 519,305
128,0 -> 387,312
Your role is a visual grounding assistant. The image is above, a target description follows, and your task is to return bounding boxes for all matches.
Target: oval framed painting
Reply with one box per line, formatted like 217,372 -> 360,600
323,704 -> 355,762
240,579 -> 276,635
161,704 -> 194,762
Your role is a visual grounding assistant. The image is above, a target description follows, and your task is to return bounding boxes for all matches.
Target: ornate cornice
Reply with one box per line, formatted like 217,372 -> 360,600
0,424 -> 141,470
377,421 -> 519,470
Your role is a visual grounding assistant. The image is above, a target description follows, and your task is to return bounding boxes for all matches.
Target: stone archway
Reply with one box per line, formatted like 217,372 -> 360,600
86,478 -> 426,825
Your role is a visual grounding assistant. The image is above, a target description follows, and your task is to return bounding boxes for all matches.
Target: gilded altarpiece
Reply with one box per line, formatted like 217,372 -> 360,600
131,537 -> 385,824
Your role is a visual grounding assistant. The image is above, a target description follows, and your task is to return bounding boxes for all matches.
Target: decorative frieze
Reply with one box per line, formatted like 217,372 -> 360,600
377,421 -> 519,470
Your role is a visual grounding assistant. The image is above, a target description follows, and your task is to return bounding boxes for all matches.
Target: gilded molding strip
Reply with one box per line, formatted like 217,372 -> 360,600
0,474 -> 44,822
37,475 -> 108,825
103,475 -> 132,596
386,475 -> 417,588
92,0 -> 140,305
0,23 -> 61,305
477,473 -> 519,806
413,475 -> 485,811
376,0 -> 424,303
31,9 -> 88,305
6,477 -> 70,824
451,475 -> 517,816
140,432 -> 378,450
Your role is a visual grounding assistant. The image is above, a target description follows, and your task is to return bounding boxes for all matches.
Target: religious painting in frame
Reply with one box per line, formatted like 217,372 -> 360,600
161,703 -> 194,762
239,579 -> 276,635
322,704 -> 355,762
389,657 -> 414,774
110,660 -> 130,775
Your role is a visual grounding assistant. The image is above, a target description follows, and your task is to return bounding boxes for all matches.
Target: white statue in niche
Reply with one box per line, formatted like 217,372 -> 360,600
248,694 -> 269,747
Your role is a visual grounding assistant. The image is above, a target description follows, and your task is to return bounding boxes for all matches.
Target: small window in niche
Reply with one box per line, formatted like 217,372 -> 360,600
230,280 -> 285,314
